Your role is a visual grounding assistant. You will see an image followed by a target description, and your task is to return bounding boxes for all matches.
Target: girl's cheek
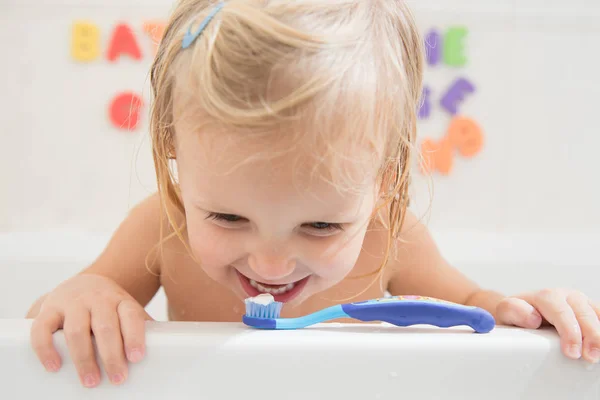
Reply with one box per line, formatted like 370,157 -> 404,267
187,223 -> 242,267
307,233 -> 366,279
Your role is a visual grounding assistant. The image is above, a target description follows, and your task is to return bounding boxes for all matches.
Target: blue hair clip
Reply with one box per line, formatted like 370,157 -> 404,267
181,2 -> 225,49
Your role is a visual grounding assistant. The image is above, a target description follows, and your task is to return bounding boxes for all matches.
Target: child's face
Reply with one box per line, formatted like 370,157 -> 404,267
174,123 -> 379,306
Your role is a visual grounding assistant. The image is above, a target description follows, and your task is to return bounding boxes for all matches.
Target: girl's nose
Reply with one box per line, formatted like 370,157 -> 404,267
247,245 -> 296,281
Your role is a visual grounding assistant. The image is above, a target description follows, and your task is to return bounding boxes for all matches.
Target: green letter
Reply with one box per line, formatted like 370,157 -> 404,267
444,27 -> 468,67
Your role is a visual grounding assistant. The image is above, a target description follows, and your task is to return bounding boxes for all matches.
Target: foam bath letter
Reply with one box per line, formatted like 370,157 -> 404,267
443,27 -> 468,67
420,136 -> 453,176
424,29 -> 442,66
418,86 -> 432,119
447,116 -> 484,158
109,92 -> 144,131
71,21 -> 100,62
143,22 -> 166,54
440,78 -> 475,115
107,23 -> 142,62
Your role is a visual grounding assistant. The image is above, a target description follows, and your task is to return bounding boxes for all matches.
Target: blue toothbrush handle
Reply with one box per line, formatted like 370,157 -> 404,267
341,297 -> 495,333
267,306 -> 348,329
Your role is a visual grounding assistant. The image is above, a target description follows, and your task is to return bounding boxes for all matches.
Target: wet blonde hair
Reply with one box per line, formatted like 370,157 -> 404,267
148,0 -> 424,281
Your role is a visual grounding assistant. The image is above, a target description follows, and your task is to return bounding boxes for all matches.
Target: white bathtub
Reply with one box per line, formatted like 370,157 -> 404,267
1,231 -> 600,399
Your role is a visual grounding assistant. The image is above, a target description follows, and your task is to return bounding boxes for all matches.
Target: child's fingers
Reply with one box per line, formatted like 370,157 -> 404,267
524,290 -> 583,360
117,299 -> 150,364
90,303 -> 128,385
567,292 -> 600,363
63,307 -> 101,388
30,309 -> 64,372
496,297 -> 542,328
591,301 -> 600,319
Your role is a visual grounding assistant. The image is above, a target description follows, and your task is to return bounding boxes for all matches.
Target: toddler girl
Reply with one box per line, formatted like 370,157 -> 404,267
27,0 -> 600,388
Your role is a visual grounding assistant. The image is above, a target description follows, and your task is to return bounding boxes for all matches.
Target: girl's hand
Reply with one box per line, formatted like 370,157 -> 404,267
496,288 -> 600,363
29,273 -> 153,388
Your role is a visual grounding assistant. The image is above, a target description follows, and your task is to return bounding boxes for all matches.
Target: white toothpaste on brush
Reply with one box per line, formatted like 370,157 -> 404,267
249,293 -> 275,305
244,293 -> 283,319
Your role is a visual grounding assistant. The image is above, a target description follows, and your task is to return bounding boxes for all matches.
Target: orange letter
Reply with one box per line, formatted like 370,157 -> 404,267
71,21 -> 100,62
447,116 -> 484,158
107,23 -> 142,62
109,92 -> 144,131
420,136 -> 453,176
143,21 -> 166,54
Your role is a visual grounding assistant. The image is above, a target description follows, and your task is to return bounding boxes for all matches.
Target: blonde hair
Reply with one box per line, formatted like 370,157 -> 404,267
148,0 -> 424,281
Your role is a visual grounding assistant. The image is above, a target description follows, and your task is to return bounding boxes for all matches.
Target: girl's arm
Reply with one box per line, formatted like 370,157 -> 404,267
26,193 -> 175,387
386,211 -> 505,319
27,193 -> 168,318
387,211 -> 600,364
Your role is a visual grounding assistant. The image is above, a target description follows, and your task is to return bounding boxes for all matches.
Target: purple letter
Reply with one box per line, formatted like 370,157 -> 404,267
440,78 -> 475,115
418,86 -> 432,119
425,29 -> 442,66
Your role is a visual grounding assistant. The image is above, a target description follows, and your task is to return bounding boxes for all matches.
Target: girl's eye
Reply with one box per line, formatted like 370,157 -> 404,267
206,213 -> 246,223
206,213 -> 343,234
304,222 -> 344,232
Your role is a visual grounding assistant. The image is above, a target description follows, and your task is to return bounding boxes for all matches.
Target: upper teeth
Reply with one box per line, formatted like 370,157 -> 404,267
250,279 -> 295,295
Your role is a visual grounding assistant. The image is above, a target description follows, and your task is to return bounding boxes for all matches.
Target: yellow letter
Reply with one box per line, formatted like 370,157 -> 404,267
71,21 -> 100,62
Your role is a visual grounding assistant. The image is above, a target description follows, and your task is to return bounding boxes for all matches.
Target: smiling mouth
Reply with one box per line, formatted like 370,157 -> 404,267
236,271 -> 310,303
249,279 -> 296,295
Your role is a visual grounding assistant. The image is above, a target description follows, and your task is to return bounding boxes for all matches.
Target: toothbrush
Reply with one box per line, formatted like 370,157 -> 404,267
243,294 -> 495,333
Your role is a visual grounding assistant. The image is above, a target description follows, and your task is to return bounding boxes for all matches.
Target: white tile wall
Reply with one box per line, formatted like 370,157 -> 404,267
1,0 -> 598,235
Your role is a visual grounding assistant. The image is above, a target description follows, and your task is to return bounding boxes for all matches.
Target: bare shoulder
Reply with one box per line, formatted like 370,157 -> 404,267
385,210 -> 481,304
83,193 -> 186,307
351,211 -> 432,281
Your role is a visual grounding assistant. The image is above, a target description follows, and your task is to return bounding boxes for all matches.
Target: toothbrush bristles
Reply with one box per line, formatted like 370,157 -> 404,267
244,298 -> 283,319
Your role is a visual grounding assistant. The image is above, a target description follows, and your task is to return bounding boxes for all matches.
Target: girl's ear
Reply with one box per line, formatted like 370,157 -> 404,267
167,137 -> 177,159
377,162 -> 411,206
167,147 -> 177,160
378,162 -> 397,198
